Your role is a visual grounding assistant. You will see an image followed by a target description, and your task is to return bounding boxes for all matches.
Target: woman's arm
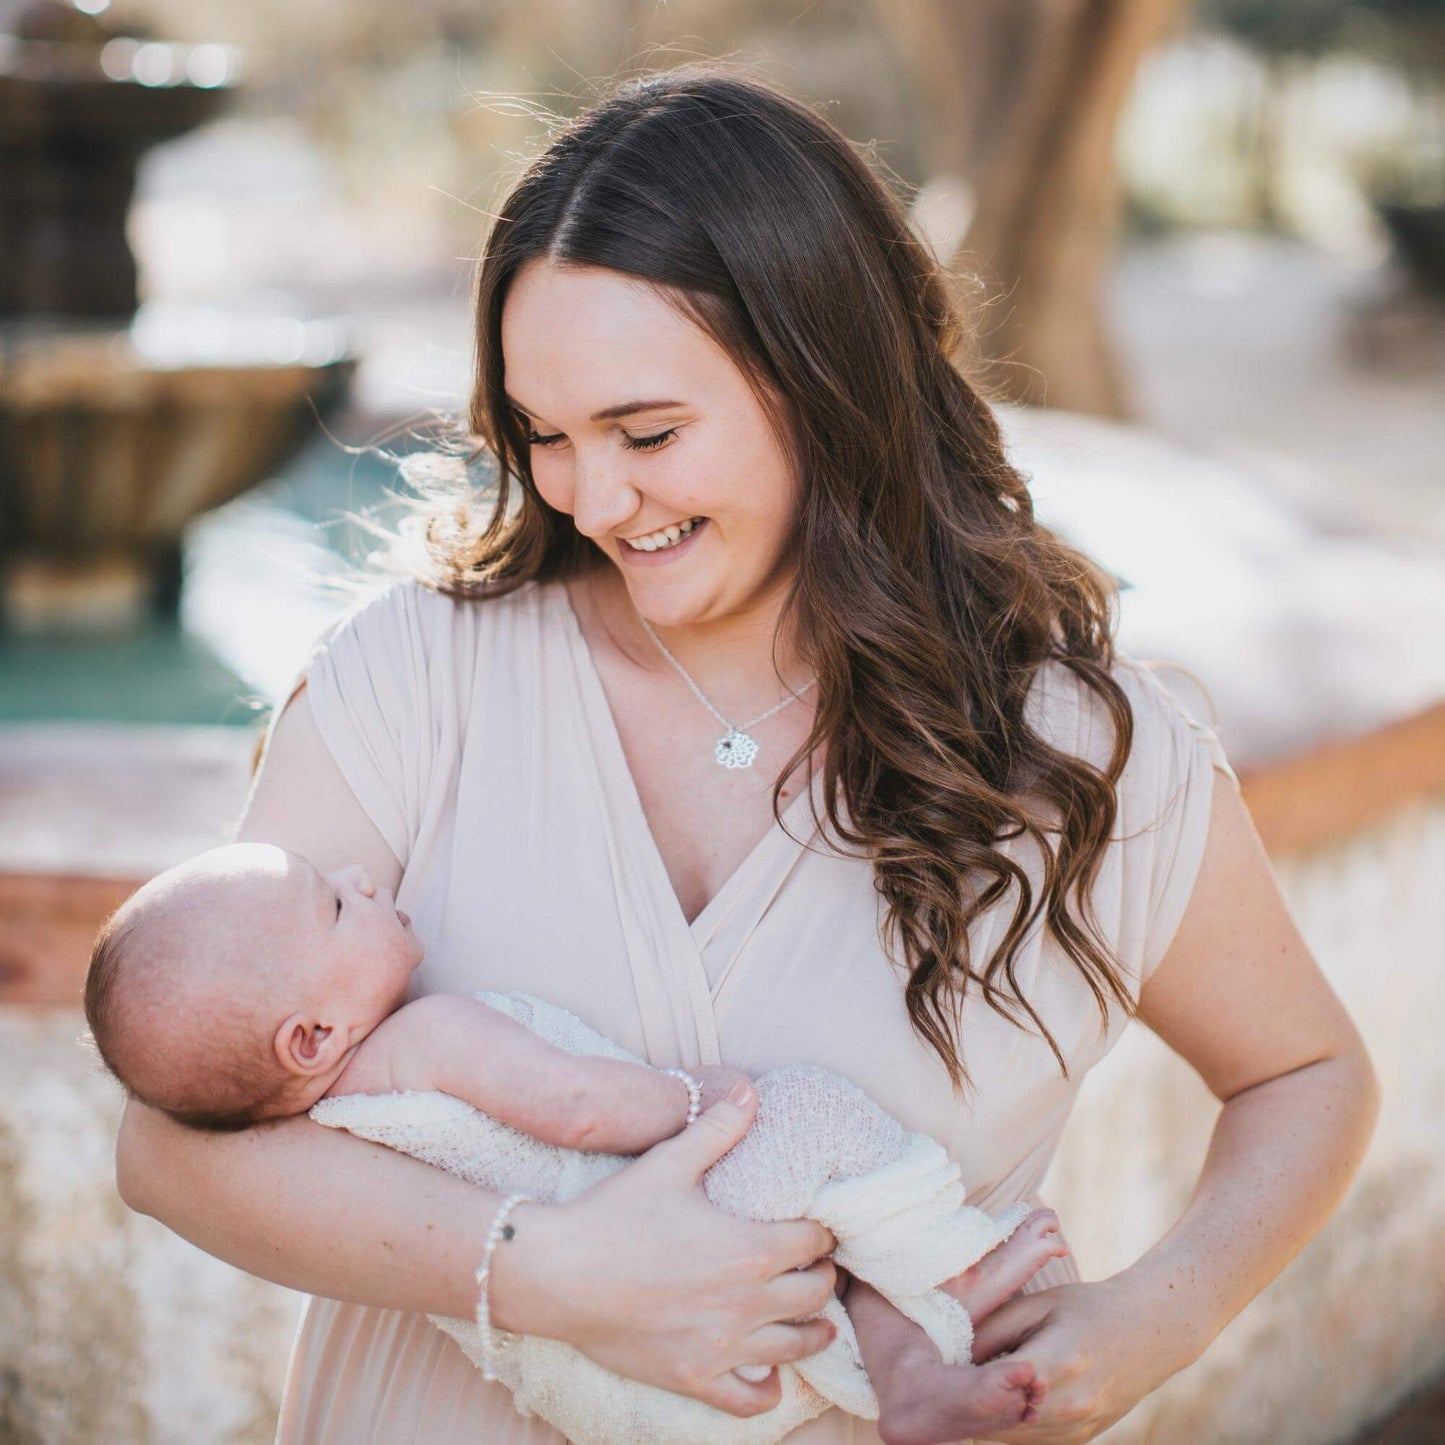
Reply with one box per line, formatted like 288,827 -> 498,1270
114,689 -> 837,1416
967,774 -> 1381,1443
118,1099 -> 505,1318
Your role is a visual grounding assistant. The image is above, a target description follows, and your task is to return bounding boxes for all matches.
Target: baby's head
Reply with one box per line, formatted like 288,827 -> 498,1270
85,843 -> 424,1130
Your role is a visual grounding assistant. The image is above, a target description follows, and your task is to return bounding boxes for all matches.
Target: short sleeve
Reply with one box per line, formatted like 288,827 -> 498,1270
1110,657 -> 1241,990
301,580 -> 470,866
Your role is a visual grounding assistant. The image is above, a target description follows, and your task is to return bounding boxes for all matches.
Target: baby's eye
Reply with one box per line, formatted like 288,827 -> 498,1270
335,895 -> 343,919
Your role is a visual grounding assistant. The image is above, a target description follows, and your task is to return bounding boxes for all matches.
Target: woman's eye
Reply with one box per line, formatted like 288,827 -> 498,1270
624,429 -> 677,452
524,425 -> 675,450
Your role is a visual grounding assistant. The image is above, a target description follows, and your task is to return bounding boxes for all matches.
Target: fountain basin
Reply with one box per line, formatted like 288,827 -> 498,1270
0,307 -> 357,628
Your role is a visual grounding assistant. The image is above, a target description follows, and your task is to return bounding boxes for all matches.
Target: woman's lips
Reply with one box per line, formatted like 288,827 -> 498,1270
616,516 -> 709,566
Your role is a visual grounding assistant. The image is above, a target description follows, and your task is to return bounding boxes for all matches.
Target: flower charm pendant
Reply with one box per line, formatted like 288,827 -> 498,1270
715,729 -> 759,769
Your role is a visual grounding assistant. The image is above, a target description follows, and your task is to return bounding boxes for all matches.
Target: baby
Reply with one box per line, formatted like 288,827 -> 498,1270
86,843 -> 1068,1445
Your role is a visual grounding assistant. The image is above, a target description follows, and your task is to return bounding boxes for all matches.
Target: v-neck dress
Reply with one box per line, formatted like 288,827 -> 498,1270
275,576 -> 1239,1445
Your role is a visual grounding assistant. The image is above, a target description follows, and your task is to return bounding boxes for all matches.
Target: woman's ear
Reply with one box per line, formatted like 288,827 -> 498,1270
273,1013 -> 345,1077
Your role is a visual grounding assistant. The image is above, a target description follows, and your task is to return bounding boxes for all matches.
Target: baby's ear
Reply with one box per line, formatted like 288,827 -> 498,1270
273,1013 -> 345,1077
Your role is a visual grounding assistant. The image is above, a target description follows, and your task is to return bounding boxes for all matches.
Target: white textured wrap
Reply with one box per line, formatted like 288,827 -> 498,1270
311,991 -> 1031,1445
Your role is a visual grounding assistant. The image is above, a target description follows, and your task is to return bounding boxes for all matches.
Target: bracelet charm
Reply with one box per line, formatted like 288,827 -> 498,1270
475,1191 -> 530,1381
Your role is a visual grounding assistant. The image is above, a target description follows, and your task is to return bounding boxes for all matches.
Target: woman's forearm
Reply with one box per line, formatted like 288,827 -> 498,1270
117,1098 -> 504,1321
1113,1046 -> 1380,1366
119,1086 -> 839,1418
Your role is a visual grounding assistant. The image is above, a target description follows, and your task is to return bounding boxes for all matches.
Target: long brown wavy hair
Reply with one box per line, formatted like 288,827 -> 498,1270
412,65 -> 1136,1091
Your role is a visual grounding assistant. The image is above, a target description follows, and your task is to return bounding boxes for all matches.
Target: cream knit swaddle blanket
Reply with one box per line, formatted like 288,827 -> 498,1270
311,991 -> 1030,1445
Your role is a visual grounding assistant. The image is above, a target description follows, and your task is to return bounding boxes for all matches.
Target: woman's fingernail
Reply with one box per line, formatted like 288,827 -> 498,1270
727,1080 -> 752,1104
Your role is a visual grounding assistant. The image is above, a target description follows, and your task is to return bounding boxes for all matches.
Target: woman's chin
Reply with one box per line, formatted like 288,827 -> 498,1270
616,568 -> 718,626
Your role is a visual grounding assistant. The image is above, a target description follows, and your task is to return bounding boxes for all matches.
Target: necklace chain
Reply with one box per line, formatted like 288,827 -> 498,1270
635,614 -> 816,768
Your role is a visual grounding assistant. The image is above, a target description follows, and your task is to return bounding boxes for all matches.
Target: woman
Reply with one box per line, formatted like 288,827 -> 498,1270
115,67 -> 1379,1444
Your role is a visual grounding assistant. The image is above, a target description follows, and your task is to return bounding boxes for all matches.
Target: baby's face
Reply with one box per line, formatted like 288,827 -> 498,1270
231,850 -> 426,1029
99,844 -> 427,1124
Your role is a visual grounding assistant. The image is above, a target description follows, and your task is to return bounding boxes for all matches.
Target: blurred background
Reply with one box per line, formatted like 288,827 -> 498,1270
1,1 -> 1442,1441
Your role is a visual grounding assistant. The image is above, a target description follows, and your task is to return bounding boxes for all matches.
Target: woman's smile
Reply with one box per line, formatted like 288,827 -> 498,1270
616,516 -> 710,565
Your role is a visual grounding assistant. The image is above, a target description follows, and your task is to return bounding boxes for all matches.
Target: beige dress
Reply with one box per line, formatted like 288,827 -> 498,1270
276,576 -> 1239,1445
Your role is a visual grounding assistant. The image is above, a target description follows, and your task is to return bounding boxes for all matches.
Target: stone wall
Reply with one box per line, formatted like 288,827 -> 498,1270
0,1011 -> 302,1444
1047,791 -> 1445,1445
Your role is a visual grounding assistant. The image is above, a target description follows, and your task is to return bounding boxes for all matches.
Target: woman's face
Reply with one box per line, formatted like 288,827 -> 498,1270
500,260 -> 801,630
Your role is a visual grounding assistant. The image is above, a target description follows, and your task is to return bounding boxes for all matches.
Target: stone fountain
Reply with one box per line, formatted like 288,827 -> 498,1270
0,0 -> 357,629
0,5 -> 356,1436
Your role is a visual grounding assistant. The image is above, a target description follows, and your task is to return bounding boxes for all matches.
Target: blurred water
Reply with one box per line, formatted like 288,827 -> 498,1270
0,431 -> 414,726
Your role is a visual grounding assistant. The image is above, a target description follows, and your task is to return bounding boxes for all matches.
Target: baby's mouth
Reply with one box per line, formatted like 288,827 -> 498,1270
396,909 -> 412,928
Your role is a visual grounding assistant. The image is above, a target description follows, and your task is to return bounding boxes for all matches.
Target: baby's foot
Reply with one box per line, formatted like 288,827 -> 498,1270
941,1209 -> 1069,1322
876,1354 -> 1043,1445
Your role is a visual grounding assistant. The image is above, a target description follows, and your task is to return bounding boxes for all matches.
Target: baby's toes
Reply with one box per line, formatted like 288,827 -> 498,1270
998,1358 -> 1036,1391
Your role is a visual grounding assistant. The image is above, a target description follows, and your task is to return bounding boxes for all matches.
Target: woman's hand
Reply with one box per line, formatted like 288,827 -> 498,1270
490,1081 -> 840,1418
693,1064 -> 755,1114
966,1274 -> 1205,1444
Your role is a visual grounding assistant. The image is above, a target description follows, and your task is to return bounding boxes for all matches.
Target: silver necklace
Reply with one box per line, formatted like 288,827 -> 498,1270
635,615 -> 816,770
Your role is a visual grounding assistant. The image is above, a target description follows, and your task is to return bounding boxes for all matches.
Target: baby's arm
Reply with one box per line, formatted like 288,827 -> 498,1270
330,994 -> 744,1154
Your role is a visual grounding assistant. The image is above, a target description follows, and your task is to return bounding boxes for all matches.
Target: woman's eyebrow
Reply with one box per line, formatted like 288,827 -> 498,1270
505,396 -> 687,423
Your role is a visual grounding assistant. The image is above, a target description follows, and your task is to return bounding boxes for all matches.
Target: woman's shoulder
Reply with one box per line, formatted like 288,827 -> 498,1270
297,576 -> 564,861
328,572 -> 551,627
314,574 -> 555,665
1022,649 -> 1239,990
1024,649 -> 1234,788
300,575 -> 570,738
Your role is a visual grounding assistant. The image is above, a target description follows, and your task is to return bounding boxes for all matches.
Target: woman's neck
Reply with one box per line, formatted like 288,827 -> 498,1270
575,564 -> 813,714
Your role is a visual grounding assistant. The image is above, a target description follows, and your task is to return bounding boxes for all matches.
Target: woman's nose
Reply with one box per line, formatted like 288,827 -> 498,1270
569,450 -> 641,540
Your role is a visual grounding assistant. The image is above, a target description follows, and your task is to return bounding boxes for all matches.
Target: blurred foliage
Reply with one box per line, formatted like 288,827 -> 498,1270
1354,0 -> 1445,16
105,0 -> 926,261
1197,0 -> 1445,76
1195,0 -> 1354,56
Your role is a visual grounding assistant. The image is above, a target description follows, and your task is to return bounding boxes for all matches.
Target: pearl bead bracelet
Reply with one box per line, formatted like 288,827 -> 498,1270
475,1191 -> 530,1381
660,1066 -> 703,1127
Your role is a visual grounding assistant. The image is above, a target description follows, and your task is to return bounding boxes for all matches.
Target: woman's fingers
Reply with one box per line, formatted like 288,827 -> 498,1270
734,1317 -> 838,1370
970,1292 -> 1055,1363
563,1089 -> 847,1409
764,1216 -> 838,1272
693,1064 -> 754,1112
696,1364 -> 784,1418
762,1258 -> 838,1319
638,1080 -> 759,1182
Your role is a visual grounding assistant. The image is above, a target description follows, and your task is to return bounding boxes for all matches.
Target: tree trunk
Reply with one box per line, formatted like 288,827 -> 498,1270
880,0 -> 1189,416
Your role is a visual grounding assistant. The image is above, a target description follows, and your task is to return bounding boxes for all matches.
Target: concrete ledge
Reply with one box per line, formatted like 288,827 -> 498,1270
0,874 -> 138,1006
0,1008 -> 303,1444
0,724 -> 259,878
1241,699 -> 1445,853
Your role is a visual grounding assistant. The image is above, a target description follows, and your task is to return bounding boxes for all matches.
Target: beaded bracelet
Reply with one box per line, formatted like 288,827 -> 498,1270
660,1066 -> 703,1127
475,1191 -> 530,1382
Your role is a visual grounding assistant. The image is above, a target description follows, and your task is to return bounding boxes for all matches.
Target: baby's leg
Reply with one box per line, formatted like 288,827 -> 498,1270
940,1209 -> 1069,1321
846,1280 -> 1042,1445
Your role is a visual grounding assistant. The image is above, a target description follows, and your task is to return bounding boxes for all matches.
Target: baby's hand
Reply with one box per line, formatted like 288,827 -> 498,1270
693,1065 -> 755,1115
